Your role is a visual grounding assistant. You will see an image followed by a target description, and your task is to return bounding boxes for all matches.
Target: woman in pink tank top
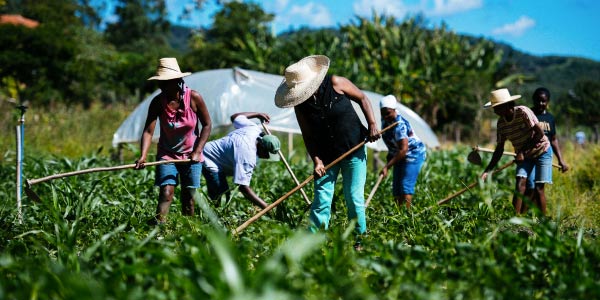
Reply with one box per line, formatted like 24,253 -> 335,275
135,58 -> 212,225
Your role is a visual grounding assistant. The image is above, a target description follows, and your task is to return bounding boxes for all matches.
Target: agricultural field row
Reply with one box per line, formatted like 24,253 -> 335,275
1,145 -> 598,299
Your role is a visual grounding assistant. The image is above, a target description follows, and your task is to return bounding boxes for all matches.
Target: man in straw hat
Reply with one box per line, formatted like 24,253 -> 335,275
480,88 -> 551,215
135,57 -> 212,225
275,55 -> 380,250
201,112 -> 281,209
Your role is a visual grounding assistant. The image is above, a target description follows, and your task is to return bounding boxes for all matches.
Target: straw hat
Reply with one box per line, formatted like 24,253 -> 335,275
484,88 -> 521,108
148,57 -> 191,81
380,95 -> 399,109
274,55 -> 330,108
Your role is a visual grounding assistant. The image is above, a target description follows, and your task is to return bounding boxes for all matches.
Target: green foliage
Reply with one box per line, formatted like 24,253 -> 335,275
0,145 -> 598,299
104,0 -> 171,51
1,1 -> 599,141
558,79 -> 600,129
184,1 -> 276,71
336,15 -> 501,135
0,100 -> 134,161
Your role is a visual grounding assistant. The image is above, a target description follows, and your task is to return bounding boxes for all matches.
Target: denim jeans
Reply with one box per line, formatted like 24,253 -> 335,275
155,160 -> 202,188
518,147 -> 553,189
201,167 -> 229,200
392,150 -> 426,196
309,146 -> 367,234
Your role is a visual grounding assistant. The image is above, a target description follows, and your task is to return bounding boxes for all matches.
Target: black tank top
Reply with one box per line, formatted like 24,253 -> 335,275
296,75 -> 367,164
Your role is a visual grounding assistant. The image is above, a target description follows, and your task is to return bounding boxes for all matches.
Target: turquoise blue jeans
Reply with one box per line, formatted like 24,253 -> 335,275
309,146 -> 367,234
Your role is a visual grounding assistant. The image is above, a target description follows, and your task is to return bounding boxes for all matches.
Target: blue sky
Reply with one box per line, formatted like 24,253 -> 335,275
159,1 -> 599,61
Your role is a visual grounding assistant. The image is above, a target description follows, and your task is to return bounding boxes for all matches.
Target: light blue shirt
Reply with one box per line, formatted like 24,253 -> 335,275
203,116 -> 262,186
382,113 -> 426,161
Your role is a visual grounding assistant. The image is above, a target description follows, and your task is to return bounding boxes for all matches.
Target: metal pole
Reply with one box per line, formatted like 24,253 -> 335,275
16,125 -> 22,224
16,105 -> 27,224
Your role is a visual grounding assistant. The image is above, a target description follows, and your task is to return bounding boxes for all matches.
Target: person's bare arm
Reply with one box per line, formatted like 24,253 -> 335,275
380,138 -> 408,177
135,96 -> 160,169
230,112 -> 270,123
238,185 -> 268,209
482,139 -> 506,180
331,75 -> 380,142
550,134 -> 569,172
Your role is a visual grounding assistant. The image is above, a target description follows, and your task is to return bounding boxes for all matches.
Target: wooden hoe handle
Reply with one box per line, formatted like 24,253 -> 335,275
437,160 -> 515,205
233,121 -> 400,235
26,159 -> 192,186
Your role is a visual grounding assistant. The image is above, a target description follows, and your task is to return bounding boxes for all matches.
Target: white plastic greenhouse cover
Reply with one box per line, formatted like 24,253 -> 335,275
112,68 -> 440,151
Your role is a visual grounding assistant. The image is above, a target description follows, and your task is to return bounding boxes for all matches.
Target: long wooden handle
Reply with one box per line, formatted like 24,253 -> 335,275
365,173 -> 384,207
261,122 -> 311,205
233,121 -> 400,235
437,160 -> 515,205
474,146 -> 561,169
26,159 -> 192,186
473,146 -> 516,156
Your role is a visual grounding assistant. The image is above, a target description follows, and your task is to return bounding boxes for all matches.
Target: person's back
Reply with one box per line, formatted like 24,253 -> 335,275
203,116 -> 262,183
202,113 -> 280,209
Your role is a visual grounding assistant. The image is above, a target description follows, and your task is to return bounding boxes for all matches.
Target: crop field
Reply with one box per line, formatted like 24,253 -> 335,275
1,141 -> 599,299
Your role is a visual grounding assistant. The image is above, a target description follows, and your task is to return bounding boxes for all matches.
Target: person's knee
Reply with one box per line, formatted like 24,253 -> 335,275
535,184 -> 545,193
515,177 -> 527,192
183,188 -> 197,200
159,186 -> 175,201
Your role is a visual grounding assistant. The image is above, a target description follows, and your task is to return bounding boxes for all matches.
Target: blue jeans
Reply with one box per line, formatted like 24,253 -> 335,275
309,146 -> 367,234
518,147 -> 553,189
392,151 -> 426,196
201,167 -> 229,200
155,160 -> 202,188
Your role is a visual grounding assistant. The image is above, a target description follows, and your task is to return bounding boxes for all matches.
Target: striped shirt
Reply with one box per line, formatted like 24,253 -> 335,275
497,105 -> 549,158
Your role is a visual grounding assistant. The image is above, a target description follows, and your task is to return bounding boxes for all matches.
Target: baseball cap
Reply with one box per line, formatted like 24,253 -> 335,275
259,134 -> 281,161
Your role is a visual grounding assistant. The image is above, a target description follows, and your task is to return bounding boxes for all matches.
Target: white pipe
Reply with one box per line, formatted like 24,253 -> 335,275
15,125 -> 22,224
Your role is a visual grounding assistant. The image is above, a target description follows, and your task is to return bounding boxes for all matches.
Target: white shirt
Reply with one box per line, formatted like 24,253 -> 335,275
203,116 -> 262,186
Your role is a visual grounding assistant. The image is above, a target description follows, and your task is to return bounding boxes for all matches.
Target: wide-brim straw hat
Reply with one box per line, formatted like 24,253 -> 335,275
148,57 -> 191,81
484,88 -> 521,108
274,55 -> 330,108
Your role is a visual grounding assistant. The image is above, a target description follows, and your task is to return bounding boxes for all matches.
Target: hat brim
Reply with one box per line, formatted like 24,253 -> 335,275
260,151 -> 280,162
483,95 -> 521,108
274,56 -> 330,108
147,72 -> 191,81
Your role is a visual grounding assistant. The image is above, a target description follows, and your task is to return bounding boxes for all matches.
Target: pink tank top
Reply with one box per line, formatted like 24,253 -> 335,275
157,87 -> 203,161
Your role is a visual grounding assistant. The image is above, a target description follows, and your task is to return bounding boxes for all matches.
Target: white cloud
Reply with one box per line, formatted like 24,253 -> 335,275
352,0 -> 481,19
429,0 -> 482,16
352,0 -> 409,18
492,16 -> 536,37
284,2 -> 333,27
275,0 -> 289,11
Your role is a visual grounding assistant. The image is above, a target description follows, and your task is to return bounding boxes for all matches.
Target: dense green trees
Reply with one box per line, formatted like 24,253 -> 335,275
184,1 -> 275,70
0,1 -> 597,140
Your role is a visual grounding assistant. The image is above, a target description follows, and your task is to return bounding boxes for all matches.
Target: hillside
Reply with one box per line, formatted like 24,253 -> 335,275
496,42 -> 600,96
170,25 -> 599,102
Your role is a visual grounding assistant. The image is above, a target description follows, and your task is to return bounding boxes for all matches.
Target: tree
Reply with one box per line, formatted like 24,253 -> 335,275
184,1 -> 275,70
0,0 -> 84,104
559,80 -> 600,142
335,14 -> 500,139
104,0 -> 170,51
